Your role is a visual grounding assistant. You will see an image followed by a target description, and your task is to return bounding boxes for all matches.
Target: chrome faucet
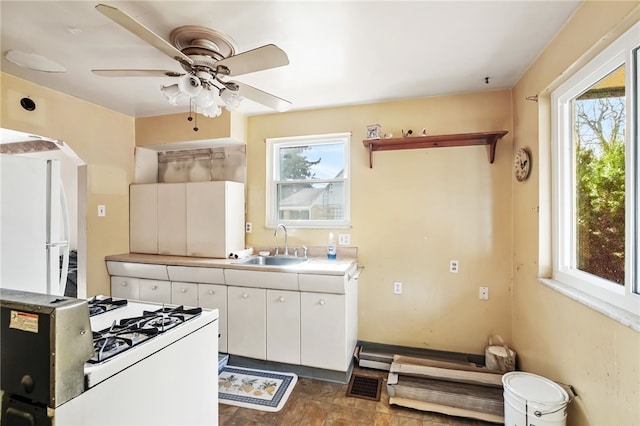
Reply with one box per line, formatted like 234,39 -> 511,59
274,223 -> 288,256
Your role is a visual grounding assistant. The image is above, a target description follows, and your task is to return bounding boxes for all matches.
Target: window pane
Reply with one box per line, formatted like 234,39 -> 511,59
279,143 -> 345,180
277,182 -> 345,221
572,65 -> 625,284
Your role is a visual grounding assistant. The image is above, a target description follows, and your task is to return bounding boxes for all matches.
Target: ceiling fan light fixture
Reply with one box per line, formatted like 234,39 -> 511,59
160,84 -> 182,105
178,74 -> 202,97
220,89 -> 242,111
194,88 -> 216,108
200,103 -> 222,118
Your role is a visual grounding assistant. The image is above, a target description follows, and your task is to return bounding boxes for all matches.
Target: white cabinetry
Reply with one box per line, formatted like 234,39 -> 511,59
186,181 -> 245,258
129,181 -> 244,258
198,284 -> 228,353
227,286 -> 266,360
171,281 -> 198,306
111,276 -> 139,300
266,289 -> 300,364
139,279 -> 171,303
157,184 -> 186,256
168,266 -> 228,352
129,184 -> 158,254
300,269 -> 358,371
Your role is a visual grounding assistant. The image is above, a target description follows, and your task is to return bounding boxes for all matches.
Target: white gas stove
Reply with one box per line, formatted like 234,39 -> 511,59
56,296 -> 219,425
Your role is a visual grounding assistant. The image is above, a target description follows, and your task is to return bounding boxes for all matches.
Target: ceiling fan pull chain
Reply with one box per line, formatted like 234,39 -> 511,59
193,101 -> 199,132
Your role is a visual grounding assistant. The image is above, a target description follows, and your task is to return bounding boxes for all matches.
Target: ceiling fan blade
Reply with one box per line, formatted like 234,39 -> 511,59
92,69 -> 183,77
217,44 -> 289,77
95,4 -> 193,66
232,81 -> 291,112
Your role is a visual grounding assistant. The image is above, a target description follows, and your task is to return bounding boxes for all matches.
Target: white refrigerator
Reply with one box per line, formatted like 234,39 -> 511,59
0,153 -> 70,295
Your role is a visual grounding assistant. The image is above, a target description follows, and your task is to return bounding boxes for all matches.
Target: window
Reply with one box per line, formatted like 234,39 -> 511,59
551,22 -> 639,315
266,133 -> 350,228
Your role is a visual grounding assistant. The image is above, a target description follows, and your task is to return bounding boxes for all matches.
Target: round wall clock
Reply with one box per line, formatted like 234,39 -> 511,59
514,148 -> 531,182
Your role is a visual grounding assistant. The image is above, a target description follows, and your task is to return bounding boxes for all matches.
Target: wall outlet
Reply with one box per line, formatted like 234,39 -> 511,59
338,233 -> 351,245
97,205 -> 106,217
479,286 -> 489,300
449,260 -> 459,273
393,281 -> 402,294
245,222 -> 252,233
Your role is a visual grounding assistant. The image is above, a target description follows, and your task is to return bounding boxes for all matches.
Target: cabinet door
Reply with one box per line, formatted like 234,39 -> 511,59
139,279 -> 171,304
171,281 -> 198,307
199,284 -> 228,353
186,182 -> 245,258
300,292 -> 347,371
266,290 -> 300,364
157,184 -> 187,256
111,276 -> 140,300
227,286 -> 266,359
129,184 -> 158,254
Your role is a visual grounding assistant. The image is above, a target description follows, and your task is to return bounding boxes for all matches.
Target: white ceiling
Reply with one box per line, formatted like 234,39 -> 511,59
0,1 -> 581,118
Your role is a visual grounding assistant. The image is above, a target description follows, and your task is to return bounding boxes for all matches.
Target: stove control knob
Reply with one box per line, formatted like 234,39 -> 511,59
20,375 -> 35,394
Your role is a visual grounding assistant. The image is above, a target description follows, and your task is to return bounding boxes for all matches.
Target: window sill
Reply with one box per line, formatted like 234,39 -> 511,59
539,278 -> 640,332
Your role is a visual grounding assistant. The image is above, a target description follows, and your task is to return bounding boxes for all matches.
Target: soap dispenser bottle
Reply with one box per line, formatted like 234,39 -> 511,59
327,232 -> 337,259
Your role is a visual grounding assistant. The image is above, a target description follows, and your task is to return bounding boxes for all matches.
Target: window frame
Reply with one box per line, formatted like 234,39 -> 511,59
550,22 -> 639,316
265,132 -> 351,229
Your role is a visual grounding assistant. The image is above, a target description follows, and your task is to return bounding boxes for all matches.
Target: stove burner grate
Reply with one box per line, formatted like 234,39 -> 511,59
88,296 -> 127,317
89,321 -> 158,363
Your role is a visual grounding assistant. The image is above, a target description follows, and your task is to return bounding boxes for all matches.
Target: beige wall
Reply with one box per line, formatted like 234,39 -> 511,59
247,90 -> 513,354
512,2 -> 639,425
1,72 -> 134,297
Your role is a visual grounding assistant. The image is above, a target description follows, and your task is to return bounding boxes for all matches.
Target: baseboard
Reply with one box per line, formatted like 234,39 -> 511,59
225,355 -> 354,384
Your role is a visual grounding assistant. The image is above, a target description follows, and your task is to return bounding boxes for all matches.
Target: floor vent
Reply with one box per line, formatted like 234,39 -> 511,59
346,374 -> 382,401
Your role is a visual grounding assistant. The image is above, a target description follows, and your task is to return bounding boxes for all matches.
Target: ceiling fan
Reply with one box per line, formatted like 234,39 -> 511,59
92,3 -> 291,125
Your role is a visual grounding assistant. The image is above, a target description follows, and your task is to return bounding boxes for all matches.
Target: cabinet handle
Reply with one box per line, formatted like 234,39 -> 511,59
278,296 -> 285,302
319,299 -> 326,306
208,290 -> 215,295
121,282 -> 127,287
242,293 -> 249,299
180,288 -> 187,293
151,285 -> 158,290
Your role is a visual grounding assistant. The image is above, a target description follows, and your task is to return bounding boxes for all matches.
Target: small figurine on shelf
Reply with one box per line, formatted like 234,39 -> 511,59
366,124 -> 382,140
402,129 -> 413,137
420,128 -> 427,136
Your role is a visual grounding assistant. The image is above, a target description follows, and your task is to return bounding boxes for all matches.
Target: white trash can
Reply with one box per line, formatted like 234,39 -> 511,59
502,371 -> 569,426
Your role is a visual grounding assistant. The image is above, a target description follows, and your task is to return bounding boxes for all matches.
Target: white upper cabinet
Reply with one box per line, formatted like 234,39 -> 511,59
129,184 -> 158,254
157,183 -> 187,256
129,181 -> 244,258
186,181 -> 245,258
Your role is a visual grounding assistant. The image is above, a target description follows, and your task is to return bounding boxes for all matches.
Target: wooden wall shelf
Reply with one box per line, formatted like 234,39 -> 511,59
362,131 -> 508,168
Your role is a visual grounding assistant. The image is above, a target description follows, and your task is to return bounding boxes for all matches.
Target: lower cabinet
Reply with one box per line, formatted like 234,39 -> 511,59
300,275 -> 358,372
266,289 -> 300,364
139,279 -> 171,303
198,284 -> 228,353
111,277 -> 171,303
227,286 -> 266,360
171,281 -> 198,306
111,276 -> 140,299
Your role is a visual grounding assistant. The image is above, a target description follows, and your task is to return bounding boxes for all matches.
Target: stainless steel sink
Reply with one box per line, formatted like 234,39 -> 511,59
235,256 -> 309,266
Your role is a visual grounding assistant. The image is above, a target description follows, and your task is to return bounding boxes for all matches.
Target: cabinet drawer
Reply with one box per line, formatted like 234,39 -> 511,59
224,269 -> 298,291
299,273 -> 348,294
106,261 -> 169,280
111,276 -> 140,299
167,266 -> 225,284
139,279 -> 171,304
171,282 -> 199,307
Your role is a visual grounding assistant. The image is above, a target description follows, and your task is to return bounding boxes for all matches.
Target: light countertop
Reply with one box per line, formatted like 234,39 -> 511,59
105,252 -> 358,276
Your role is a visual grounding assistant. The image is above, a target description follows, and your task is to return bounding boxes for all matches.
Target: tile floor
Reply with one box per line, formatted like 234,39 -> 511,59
218,366 -> 497,425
